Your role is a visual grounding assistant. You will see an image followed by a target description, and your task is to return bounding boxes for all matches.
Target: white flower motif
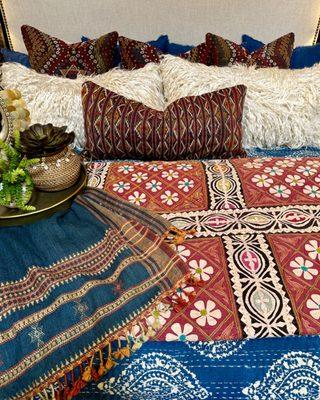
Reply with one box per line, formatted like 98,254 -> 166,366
303,185 -> 320,198
112,181 -> 130,193
296,165 -> 317,176
306,159 -> 320,168
315,175 -> 320,183
189,259 -> 213,281
285,175 -> 305,187
160,190 -> 179,206
147,163 -> 163,171
146,303 -> 171,328
118,165 -> 134,174
275,159 -> 295,167
190,300 -> 222,327
306,294 -> 320,320
161,169 -> 179,181
0,182 -> 3,191
178,178 -> 194,192
177,163 -> 193,171
243,161 -> 263,169
177,245 -> 191,262
145,179 -> 162,192
289,257 -> 318,280
131,172 -> 148,183
269,185 -> 291,198
173,282 -> 195,302
251,174 -> 273,188
305,240 -> 320,261
165,322 -> 198,341
264,166 -> 284,176
128,191 -> 146,206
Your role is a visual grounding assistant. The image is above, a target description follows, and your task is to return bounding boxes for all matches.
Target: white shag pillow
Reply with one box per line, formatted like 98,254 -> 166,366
160,55 -> 320,148
1,62 -> 165,148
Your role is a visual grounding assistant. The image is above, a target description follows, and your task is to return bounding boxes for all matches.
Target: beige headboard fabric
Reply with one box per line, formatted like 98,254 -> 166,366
2,0 -> 320,52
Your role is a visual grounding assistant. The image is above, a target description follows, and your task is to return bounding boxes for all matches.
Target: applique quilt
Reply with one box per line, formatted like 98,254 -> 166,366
87,156 -> 320,341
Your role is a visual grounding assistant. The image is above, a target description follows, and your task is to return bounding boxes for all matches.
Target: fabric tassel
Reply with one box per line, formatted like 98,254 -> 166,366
163,226 -> 196,245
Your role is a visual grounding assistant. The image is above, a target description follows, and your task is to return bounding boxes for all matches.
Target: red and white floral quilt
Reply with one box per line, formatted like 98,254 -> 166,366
86,157 -> 320,341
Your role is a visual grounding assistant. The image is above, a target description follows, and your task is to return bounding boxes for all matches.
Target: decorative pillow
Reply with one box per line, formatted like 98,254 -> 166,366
119,36 -> 211,69
207,32 -> 295,68
82,80 -> 247,160
242,34 -> 320,69
0,48 -> 31,67
21,25 -> 118,78
1,62 -> 165,148
119,36 -> 162,69
167,41 -> 194,55
180,42 -> 212,65
82,34 -> 169,66
160,55 -> 320,148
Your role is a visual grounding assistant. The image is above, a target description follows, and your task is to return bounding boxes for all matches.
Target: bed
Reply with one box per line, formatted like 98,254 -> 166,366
0,1 -> 320,399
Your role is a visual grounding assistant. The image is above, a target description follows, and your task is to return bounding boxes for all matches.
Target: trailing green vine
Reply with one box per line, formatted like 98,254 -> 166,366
0,131 -> 39,211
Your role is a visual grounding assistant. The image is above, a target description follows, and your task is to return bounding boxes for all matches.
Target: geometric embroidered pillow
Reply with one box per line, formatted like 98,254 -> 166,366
82,81 -> 247,160
21,25 -> 119,78
119,36 -> 212,69
206,32 -> 295,68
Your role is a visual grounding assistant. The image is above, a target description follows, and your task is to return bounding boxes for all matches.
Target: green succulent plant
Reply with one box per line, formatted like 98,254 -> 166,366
20,123 -> 75,158
0,131 -> 39,211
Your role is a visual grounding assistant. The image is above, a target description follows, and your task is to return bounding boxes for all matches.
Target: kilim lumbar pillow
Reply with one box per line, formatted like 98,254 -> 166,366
82,80 -> 247,160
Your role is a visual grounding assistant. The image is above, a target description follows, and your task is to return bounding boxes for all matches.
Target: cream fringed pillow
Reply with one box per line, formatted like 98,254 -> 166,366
0,62 -> 165,148
160,55 -> 320,148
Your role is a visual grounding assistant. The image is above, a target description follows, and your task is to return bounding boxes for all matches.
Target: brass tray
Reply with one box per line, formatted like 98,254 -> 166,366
0,164 -> 87,227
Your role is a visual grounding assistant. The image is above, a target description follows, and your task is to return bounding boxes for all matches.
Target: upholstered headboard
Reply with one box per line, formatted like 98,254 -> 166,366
0,0 -> 320,51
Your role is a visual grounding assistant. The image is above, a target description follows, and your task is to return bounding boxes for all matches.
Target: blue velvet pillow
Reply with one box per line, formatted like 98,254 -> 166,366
241,34 -> 264,53
1,48 -> 31,67
241,34 -> 320,69
81,34 -> 169,66
290,44 -> 320,69
167,41 -> 194,55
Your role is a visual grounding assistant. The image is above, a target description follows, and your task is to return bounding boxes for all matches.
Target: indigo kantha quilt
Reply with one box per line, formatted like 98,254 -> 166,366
0,189 -> 189,399
82,152 -> 320,399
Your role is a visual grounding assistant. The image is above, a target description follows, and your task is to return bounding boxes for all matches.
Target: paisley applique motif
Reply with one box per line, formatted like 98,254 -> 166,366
187,339 -> 246,359
98,352 -> 210,399
243,352 -> 320,400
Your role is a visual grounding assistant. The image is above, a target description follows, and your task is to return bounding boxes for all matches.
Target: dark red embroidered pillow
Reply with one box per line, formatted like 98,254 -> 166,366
82,81 -> 247,160
21,25 -> 118,78
119,36 -> 211,69
180,42 -> 212,65
206,32 -> 294,68
119,36 -> 162,69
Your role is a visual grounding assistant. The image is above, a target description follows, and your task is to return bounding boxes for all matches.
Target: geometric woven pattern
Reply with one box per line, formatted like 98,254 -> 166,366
180,42 -> 212,65
22,25 -> 118,78
82,82 -> 247,160
206,32 -> 295,68
87,156 -> 320,340
119,36 -> 162,69
119,36 -> 212,69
